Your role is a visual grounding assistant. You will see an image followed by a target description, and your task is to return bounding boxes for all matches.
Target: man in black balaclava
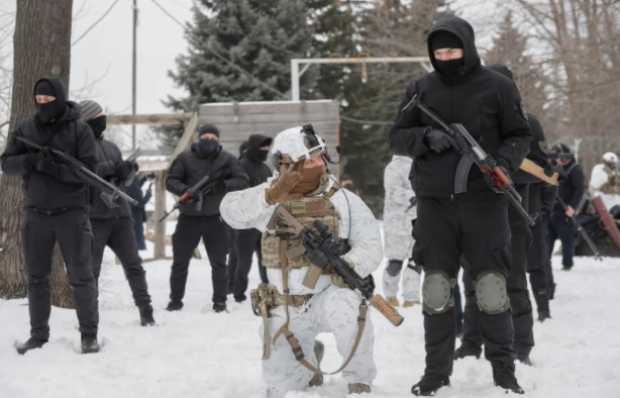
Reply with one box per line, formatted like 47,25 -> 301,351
79,100 -> 155,327
227,134 -> 272,302
391,17 -> 532,395
165,124 -> 249,313
1,78 -> 100,354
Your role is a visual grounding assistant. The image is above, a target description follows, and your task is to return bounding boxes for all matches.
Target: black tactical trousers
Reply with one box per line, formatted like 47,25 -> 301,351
413,194 -> 515,380
548,211 -> 576,269
23,209 -> 99,340
228,228 -> 268,301
460,185 -> 534,357
170,214 -> 228,304
527,214 -> 551,315
91,217 -> 151,308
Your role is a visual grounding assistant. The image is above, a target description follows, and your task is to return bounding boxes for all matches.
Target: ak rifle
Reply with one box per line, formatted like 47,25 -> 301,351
159,168 -> 227,222
402,94 -> 535,226
16,136 -> 138,208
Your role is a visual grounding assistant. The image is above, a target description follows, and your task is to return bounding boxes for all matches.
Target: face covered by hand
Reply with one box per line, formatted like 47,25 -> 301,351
289,155 -> 327,195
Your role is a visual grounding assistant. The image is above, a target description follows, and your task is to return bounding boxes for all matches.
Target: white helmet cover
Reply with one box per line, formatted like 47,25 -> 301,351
269,125 -> 327,167
602,152 -> 618,165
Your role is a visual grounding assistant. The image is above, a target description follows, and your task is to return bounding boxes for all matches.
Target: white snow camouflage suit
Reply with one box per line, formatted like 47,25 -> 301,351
220,176 -> 381,397
590,162 -> 620,209
382,154 -> 420,302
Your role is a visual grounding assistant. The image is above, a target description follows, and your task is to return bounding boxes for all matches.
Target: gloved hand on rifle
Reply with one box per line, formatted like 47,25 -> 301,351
481,161 -> 511,193
424,128 -> 453,153
303,220 -> 350,270
34,147 -> 60,175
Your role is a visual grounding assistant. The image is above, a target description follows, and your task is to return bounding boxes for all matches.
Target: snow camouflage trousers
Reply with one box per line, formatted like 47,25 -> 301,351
261,285 -> 376,398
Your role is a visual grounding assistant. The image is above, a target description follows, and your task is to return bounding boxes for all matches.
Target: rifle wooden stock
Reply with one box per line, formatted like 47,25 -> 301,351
302,265 -> 323,289
520,158 -> 559,186
369,294 -> 404,326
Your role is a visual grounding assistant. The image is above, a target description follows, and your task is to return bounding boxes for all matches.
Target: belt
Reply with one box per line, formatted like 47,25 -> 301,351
274,293 -> 314,307
28,206 -> 83,216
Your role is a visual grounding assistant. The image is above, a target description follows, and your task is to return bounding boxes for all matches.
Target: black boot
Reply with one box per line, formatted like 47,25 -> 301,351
15,337 -> 47,355
493,364 -> 524,394
454,343 -> 481,360
166,300 -> 183,311
411,375 -> 450,396
516,352 -> 533,366
81,334 -> 100,354
212,302 -> 227,313
538,309 -> 551,322
139,305 -> 156,326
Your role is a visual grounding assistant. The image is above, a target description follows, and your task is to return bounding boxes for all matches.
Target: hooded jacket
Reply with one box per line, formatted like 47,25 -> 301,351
554,158 -> 585,212
89,138 -> 131,219
1,78 -> 96,211
240,134 -> 273,187
166,146 -> 249,216
390,16 -> 532,198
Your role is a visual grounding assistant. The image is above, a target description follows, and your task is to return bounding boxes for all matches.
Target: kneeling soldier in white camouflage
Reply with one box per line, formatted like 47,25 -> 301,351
220,125 -> 383,396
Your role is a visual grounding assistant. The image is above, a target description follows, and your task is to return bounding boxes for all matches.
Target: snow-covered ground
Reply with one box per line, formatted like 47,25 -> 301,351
1,253 -> 620,398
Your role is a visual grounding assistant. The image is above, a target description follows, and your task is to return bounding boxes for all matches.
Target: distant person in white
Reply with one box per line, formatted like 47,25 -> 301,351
590,151 -> 620,209
382,150 -> 420,307
220,125 -> 380,397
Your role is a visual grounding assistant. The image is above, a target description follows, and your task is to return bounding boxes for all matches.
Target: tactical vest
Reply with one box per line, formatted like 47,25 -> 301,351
262,192 -> 340,269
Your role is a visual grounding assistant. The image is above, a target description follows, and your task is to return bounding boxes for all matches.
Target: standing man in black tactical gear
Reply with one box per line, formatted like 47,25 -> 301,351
547,144 -> 585,272
79,100 -> 155,327
390,17 -> 531,395
526,115 -> 557,321
165,124 -> 248,313
126,173 -> 154,251
454,64 -> 535,365
1,78 -> 100,354
227,134 -> 272,302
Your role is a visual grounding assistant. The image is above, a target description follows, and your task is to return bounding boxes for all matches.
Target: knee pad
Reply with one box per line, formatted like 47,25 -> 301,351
386,259 -> 403,277
474,272 -> 510,315
422,271 -> 454,314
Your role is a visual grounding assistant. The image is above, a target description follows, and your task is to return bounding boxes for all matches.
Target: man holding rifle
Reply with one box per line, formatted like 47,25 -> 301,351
79,100 -> 155,327
220,125 -> 384,396
1,78 -> 100,354
165,124 -> 248,313
390,16 -> 532,395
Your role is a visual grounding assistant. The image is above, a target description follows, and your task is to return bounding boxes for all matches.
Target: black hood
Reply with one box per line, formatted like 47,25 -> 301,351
246,134 -> 272,163
427,16 -> 481,81
33,78 -> 69,125
487,64 -> 514,80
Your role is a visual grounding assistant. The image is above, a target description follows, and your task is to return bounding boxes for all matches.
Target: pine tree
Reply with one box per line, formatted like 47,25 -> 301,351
159,0 -> 315,150
485,11 -> 548,119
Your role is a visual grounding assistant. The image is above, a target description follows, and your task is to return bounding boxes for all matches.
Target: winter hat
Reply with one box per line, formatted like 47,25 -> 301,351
429,30 -> 463,51
602,152 -> 618,164
197,123 -> 220,137
79,100 -> 104,121
34,80 -> 56,96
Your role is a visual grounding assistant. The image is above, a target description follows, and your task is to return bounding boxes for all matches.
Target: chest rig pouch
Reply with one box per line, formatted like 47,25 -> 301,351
262,194 -> 340,270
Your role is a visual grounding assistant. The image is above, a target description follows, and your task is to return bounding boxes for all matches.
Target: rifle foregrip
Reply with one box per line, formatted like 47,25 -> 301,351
302,265 -> 323,289
369,294 -> 404,327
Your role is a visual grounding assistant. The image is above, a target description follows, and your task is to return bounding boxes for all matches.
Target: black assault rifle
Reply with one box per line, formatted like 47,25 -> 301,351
17,136 -> 138,208
158,168 -> 229,222
402,94 -> 535,226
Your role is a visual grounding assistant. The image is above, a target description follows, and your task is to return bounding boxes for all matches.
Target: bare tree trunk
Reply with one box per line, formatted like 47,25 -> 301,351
0,0 -> 74,308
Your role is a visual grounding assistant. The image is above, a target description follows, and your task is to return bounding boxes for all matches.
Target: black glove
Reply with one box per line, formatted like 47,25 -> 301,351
116,160 -> 137,180
424,128 -> 453,153
35,148 -> 59,175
